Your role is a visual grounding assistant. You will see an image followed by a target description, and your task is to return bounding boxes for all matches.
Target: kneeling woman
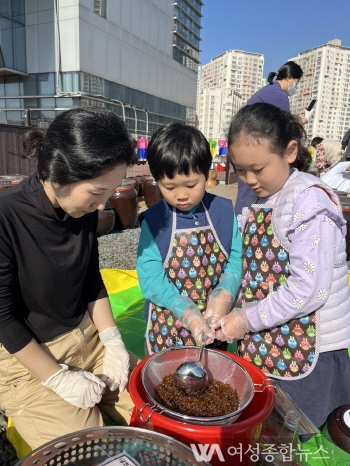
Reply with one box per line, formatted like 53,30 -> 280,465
0,108 -> 138,450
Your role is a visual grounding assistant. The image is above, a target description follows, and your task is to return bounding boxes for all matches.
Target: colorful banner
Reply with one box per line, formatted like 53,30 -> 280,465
209,139 -> 217,157
100,269 -> 146,359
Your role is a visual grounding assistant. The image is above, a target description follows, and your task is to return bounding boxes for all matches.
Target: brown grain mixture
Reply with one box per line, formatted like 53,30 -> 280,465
154,374 -> 240,417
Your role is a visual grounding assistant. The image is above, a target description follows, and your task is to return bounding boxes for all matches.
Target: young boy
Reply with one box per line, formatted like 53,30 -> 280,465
136,123 -> 242,355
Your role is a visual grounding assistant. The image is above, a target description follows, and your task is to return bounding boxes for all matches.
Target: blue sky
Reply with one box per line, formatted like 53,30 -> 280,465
199,0 -> 350,77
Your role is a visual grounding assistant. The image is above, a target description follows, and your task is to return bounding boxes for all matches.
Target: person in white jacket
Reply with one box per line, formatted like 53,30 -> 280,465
320,161 -> 350,193
341,128 -> 350,160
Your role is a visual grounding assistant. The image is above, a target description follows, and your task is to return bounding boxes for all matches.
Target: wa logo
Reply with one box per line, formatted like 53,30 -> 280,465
190,443 -> 225,462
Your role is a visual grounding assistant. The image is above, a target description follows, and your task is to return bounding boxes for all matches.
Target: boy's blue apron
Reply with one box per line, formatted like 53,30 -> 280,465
146,206 -> 229,354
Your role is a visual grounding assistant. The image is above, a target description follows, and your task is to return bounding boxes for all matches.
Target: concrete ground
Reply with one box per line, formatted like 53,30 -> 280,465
206,183 -> 238,206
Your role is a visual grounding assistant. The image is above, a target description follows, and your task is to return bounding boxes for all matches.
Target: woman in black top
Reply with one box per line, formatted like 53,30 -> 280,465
0,107 -> 137,450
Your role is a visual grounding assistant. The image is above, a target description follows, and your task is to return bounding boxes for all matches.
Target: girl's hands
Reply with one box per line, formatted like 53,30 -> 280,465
209,308 -> 253,343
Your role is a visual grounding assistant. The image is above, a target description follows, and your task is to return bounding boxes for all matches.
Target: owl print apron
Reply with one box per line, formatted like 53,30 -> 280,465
146,206 -> 230,355
239,204 -> 318,380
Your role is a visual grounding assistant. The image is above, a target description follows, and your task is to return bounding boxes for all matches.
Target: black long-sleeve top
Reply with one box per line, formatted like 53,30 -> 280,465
0,174 -> 107,353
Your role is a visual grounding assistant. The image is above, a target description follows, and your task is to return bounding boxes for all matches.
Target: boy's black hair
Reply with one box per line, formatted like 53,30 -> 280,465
147,123 -> 212,181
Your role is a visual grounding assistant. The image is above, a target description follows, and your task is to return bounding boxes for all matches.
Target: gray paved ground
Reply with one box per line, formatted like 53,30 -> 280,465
206,183 -> 238,205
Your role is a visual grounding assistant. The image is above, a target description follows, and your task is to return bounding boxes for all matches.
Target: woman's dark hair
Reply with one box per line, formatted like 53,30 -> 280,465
228,103 -> 311,172
267,61 -> 303,85
147,123 -> 212,181
22,107 -> 136,185
311,136 -> 324,148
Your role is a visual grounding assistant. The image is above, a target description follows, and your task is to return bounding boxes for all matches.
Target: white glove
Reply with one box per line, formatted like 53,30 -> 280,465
209,308 -> 254,343
181,307 -> 215,344
99,326 -> 130,393
304,106 -> 315,122
204,289 -> 234,323
43,364 -> 106,409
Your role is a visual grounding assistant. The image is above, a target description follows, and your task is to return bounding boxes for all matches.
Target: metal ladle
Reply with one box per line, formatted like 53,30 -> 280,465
174,337 -> 208,391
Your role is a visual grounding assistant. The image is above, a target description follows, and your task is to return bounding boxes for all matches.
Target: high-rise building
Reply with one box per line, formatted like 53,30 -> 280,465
0,0 -> 203,135
289,39 -> 350,142
196,49 -> 264,139
196,86 -> 243,140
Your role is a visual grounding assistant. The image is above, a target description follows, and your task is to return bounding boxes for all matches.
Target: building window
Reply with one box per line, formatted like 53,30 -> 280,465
94,0 -> 106,18
173,1 -> 202,72
0,0 -> 26,74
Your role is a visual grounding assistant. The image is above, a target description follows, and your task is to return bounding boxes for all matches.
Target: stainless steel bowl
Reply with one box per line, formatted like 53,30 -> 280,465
15,426 -> 209,466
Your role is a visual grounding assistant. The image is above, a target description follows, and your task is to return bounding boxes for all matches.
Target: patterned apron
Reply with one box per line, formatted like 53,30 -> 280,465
239,204 -> 318,380
146,206 -> 229,354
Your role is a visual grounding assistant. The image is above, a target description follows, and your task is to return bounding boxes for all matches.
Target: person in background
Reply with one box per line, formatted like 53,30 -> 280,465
321,161 -> 350,193
136,123 -> 242,355
311,136 -> 345,176
246,61 -> 314,125
0,107 -> 138,450
207,103 -> 350,430
341,128 -> 350,160
302,146 -> 316,176
236,61 -> 315,218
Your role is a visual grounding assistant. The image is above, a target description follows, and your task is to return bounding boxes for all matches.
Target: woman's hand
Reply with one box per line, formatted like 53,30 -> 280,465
304,106 -> 316,122
99,326 -> 130,392
43,364 -> 106,409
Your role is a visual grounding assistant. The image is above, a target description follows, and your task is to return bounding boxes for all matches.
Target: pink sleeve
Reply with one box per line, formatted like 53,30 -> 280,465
316,144 -> 326,170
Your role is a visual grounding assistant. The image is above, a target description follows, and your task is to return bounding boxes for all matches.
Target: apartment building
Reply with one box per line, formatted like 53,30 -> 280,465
0,0 -> 203,135
289,39 -> 350,142
196,49 -> 264,140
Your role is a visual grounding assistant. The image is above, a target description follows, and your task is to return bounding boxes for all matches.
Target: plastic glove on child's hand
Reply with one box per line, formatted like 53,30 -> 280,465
99,326 -> 130,392
210,308 -> 253,343
43,364 -> 106,409
204,289 -> 234,323
182,307 -> 215,344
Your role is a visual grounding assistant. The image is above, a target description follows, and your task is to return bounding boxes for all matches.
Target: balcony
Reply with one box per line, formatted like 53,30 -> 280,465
0,67 -> 27,77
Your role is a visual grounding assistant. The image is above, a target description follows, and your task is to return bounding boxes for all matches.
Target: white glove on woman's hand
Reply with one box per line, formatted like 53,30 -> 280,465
204,290 -> 234,323
181,307 -> 215,344
42,364 -> 106,409
209,308 -> 254,343
99,326 -> 130,392
304,106 -> 315,122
